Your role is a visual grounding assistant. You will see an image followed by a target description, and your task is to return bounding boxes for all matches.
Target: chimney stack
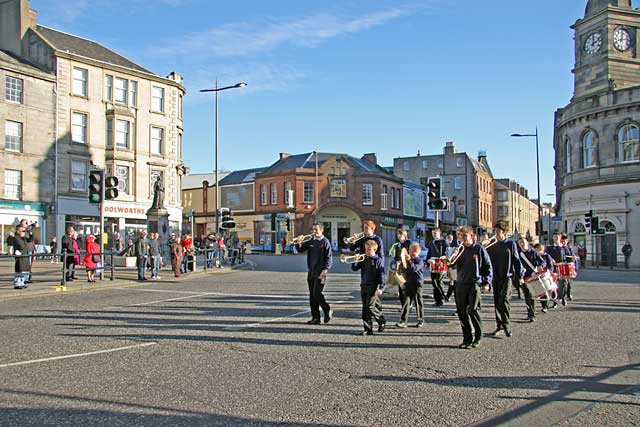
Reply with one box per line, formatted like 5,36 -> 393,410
279,153 -> 291,160
444,141 -> 455,156
362,153 -> 378,165
478,150 -> 487,161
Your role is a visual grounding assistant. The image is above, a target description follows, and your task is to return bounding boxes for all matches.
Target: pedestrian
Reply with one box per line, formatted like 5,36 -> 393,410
536,243 -> 556,312
281,236 -> 287,254
171,235 -> 183,277
205,233 -> 216,268
396,242 -> 425,328
486,221 -> 524,338
352,240 -> 386,335
349,220 -> 384,261
294,223 -> 333,325
181,233 -> 193,272
61,227 -> 76,281
149,232 -> 161,280
577,244 -> 587,266
388,229 -> 412,311
450,225 -> 493,349
622,241 -> 632,269
216,234 -> 225,266
72,232 -> 81,279
82,235 -> 99,282
427,228 -> 450,306
49,236 -> 58,263
12,226 -> 31,289
547,232 -> 572,305
517,237 -> 547,322
134,230 -> 149,281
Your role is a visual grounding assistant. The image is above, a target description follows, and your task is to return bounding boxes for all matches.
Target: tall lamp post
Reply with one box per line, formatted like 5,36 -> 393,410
200,81 -> 247,232
511,128 -> 542,241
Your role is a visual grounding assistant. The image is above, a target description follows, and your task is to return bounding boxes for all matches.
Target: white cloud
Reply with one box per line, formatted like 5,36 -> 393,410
150,5 -> 422,59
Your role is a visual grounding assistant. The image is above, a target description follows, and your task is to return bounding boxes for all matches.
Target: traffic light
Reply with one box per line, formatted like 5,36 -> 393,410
427,177 -> 448,210
105,176 -> 119,200
286,218 -> 291,231
591,217 -> 600,234
585,210 -> 593,229
220,207 -> 235,229
88,169 -> 104,204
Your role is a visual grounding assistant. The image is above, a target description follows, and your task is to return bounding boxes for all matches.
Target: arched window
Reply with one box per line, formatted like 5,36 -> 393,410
618,124 -> 639,162
601,220 -> 616,233
566,139 -> 572,173
574,223 -> 586,233
582,131 -> 595,167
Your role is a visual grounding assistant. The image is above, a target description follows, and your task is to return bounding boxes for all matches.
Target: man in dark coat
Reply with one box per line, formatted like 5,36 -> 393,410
61,226 -> 76,282
12,226 -> 31,289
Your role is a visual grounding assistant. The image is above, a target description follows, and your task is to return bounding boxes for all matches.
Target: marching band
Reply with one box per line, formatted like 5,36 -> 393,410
293,219 -> 580,348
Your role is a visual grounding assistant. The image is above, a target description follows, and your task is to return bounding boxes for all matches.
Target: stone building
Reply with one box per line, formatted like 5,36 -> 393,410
394,141 -> 495,235
553,0 -> 640,267
0,0 -> 186,244
0,49 -> 55,251
494,179 -> 539,241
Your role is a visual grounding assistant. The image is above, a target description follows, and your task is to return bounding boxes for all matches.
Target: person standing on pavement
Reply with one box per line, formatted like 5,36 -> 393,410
61,227 -> 76,282
352,240 -> 386,335
295,223 -> 333,325
396,243 -> 425,328
49,236 -> 58,263
622,241 -> 632,269
149,232 -> 161,280
12,226 -> 31,289
134,230 -> 149,281
170,235 -> 183,277
486,222 -> 524,338
427,228 -> 450,306
450,225 -> 493,349
81,235 -> 99,282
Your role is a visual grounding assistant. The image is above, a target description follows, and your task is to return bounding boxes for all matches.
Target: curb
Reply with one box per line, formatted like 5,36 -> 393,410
232,260 -> 257,271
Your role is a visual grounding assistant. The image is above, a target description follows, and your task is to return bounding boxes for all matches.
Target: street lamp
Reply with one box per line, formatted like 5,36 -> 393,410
200,81 -> 247,231
511,128 -> 542,242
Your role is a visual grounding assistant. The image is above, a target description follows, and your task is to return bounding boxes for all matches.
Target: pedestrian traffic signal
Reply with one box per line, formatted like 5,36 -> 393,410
220,207 -> 235,229
427,177 -> 448,210
88,169 -> 104,204
105,176 -> 119,200
585,210 -> 593,228
591,217 -> 600,234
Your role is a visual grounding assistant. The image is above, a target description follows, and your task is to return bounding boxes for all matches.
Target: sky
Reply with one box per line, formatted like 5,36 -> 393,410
30,0 -> 597,204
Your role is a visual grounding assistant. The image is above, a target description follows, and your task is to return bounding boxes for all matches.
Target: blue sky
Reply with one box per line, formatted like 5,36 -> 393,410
31,0 -> 594,203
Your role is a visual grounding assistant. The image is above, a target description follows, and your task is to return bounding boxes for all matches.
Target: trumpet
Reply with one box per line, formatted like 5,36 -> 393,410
481,236 -> 498,249
340,253 -> 366,264
290,234 -> 313,245
445,244 -> 465,265
343,232 -> 365,245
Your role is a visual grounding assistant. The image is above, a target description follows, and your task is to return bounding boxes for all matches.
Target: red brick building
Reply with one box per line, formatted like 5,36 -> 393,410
254,152 -> 406,250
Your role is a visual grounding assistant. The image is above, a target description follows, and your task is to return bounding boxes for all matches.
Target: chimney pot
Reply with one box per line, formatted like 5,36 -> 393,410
279,153 -> 290,160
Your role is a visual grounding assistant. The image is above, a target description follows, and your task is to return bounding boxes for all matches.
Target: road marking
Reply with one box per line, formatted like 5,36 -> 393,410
0,342 -> 157,369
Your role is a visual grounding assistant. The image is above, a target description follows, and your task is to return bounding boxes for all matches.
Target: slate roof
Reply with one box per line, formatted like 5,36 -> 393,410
0,49 -> 53,77
261,152 -> 392,176
219,167 -> 267,186
182,173 -> 229,190
36,25 -> 154,74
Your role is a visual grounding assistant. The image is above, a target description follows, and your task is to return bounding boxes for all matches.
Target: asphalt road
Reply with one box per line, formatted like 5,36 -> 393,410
0,254 -> 638,426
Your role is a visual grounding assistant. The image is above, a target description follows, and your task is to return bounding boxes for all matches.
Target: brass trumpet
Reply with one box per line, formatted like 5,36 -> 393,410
290,234 -> 313,245
343,232 -> 365,245
481,236 -> 498,249
445,244 -> 465,265
340,253 -> 366,264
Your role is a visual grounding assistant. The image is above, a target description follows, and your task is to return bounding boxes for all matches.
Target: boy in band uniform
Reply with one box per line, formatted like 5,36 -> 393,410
486,222 -> 525,337
546,232 -> 571,306
352,240 -> 386,335
451,226 -> 493,349
517,238 -> 547,321
349,220 -> 384,261
427,228 -> 450,306
561,234 -> 575,301
295,223 -> 333,325
396,243 -> 426,328
388,229 -> 412,309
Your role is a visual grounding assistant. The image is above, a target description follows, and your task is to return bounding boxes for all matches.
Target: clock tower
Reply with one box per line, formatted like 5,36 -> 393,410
572,0 -> 640,99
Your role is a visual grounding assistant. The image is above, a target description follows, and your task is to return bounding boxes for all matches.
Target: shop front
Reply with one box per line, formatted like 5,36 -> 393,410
317,206 -> 361,251
0,201 -> 47,253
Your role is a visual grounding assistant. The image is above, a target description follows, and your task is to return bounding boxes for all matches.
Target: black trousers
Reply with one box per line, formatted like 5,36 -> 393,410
492,277 -> 513,329
400,283 -> 424,323
522,281 -> 536,317
557,277 -> 572,300
361,285 -> 385,332
398,284 -> 405,307
64,255 -> 75,280
431,273 -> 446,305
455,283 -> 482,344
307,272 -> 330,320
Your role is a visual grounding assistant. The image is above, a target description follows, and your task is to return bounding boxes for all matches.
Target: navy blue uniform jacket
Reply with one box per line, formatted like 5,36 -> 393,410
452,243 -> 493,286
350,234 -> 384,261
405,256 -> 425,287
352,255 -> 385,290
486,239 -> 525,281
297,237 -> 332,277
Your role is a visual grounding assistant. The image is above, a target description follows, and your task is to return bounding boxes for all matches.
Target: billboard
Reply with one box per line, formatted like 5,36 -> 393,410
220,183 -> 254,212
403,186 -> 424,218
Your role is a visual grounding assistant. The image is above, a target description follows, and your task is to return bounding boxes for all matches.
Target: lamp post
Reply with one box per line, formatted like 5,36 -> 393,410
200,81 -> 247,232
511,128 -> 542,242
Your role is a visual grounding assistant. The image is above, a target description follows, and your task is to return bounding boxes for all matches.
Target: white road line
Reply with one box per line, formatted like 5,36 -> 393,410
114,288 -> 206,295
127,293 -> 213,306
0,342 -> 157,369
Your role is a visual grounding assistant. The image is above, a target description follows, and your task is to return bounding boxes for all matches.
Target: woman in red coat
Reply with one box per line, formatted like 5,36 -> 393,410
82,235 -> 99,282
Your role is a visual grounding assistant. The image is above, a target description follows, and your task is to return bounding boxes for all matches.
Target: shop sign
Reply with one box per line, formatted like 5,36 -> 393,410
0,201 -> 46,213
381,216 -> 399,226
103,205 -> 147,216
263,213 -> 289,220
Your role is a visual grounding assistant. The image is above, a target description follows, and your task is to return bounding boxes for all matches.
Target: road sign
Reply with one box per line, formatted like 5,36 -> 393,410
551,216 -> 563,222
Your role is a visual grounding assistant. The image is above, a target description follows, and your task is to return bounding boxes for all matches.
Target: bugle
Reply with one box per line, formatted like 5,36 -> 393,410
340,253 -> 366,264
445,244 -> 465,265
290,234 -> 313,245
481,236 -> 497,249
343,232 -> 365,245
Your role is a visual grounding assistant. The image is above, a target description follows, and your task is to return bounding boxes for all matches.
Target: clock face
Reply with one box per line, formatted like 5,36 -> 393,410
613,28 -> 631,51
584,32 -> 603,54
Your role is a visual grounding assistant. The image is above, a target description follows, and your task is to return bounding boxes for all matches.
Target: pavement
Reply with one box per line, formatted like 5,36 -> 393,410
0,253 -> 638,426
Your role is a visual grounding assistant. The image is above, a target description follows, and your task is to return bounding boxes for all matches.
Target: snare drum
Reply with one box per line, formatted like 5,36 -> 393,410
557,262 -> 577,278
430,258 -> 449,274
